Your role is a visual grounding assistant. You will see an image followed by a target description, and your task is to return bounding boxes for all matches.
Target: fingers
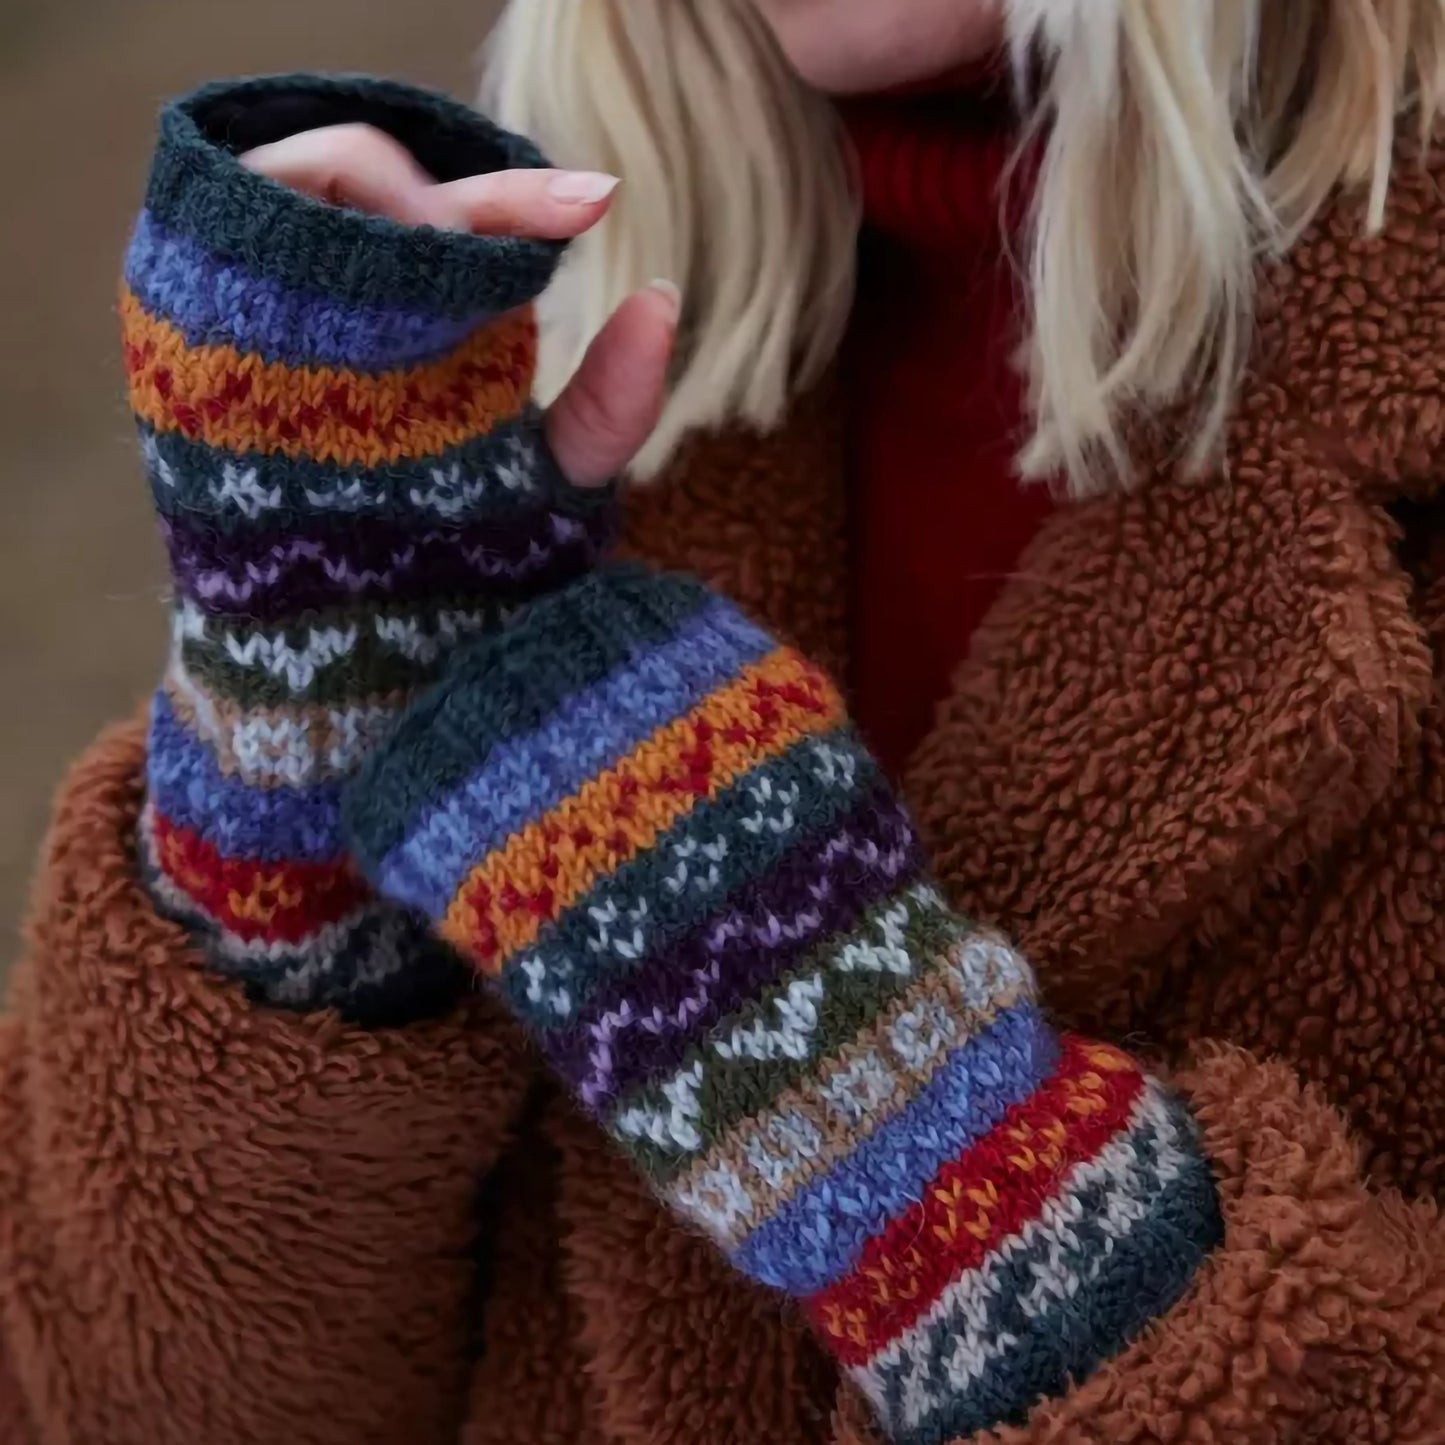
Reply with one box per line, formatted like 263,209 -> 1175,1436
241,123 -> 619,239
427,169 -> 620,239
241,124 -> 441,225
547,283 -> 681,489
241,124 -> 667,485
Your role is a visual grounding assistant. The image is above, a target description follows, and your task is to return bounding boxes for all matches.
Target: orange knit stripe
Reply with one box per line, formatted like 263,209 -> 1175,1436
120,288 -> 534,466
442,649 -> 846,972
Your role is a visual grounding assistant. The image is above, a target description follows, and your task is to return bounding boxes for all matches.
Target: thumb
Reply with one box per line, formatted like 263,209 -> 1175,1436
545,282 -> 680,488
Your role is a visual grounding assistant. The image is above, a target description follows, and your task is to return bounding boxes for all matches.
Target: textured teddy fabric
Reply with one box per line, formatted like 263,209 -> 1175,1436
4,738 -> 1441,1444
0,726 -> 534,1443
1,74 -> 1443,1445
900,152 -> 1445,1203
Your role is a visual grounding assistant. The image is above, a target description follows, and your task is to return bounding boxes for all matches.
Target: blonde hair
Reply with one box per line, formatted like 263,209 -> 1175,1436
484,0 -> 1445,495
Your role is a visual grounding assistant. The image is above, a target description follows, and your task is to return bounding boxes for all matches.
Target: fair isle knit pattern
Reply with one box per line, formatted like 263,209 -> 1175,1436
128,76 -> 614,1018
345,569 -> 1226,1444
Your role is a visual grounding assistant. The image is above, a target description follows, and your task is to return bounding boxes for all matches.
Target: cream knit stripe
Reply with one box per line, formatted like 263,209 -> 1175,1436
668,936 -> 1036,1249
162,663 -> 408,786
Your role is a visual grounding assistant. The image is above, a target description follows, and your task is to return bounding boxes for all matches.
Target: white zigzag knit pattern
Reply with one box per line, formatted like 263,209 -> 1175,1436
145,430 -> 545,520
854,1080 -> 1189,1434
714,973 -> 829,1062
669,929 -> 1035,1245
166,659 -> 401,785
178,603 -> 498,689
610,885 -> 968,1159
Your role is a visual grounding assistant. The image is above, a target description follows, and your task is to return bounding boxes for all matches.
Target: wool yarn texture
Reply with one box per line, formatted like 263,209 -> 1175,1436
345,567 -> 1225,1445
126,76 -> 615,1017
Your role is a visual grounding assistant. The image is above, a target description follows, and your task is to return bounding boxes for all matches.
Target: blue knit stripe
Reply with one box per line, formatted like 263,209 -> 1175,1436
126,210 -> 483,371
147,693 -> 344,862
869,1091 -> 1222,1445
374,596 -> 775,917
730,1004 -> 1058,1295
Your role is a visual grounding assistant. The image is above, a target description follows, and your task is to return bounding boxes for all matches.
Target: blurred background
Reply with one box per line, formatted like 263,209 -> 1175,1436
0,0 -> 503,959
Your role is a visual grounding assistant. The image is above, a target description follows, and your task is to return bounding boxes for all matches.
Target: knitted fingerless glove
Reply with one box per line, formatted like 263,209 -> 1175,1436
126,77 -> 614,1019
345,568 -> 1225,1445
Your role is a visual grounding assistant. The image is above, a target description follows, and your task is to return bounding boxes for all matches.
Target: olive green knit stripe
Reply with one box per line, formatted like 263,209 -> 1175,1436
667,964 -> 1036,1246
179,608 -> 507,709
615,892 -> 968,1182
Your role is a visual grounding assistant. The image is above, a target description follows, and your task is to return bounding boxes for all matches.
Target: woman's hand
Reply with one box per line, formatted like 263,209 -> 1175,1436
242,123 -> 676,487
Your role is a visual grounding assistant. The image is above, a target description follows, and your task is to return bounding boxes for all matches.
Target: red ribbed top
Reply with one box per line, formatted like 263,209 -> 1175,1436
842,89 -> 1053,777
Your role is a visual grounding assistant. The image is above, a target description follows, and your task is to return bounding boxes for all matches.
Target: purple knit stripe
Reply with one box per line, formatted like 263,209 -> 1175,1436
146,692 -> 345,863
160,506 -> 613,621
542,795 -> 925,1109
126,210 -> 482,371
376,597 -> 774,916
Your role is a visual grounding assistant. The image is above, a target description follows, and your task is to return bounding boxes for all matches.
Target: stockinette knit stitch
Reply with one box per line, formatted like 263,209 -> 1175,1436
345,567 -> 1225,1445
126,76 -> 615,1018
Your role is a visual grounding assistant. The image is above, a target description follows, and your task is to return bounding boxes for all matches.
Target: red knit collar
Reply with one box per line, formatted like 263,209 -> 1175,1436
842,85 -> 1021,254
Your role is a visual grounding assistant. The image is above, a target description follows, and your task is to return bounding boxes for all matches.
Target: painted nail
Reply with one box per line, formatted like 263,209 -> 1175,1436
647,278 -> 683,321
548,171 -> 621,204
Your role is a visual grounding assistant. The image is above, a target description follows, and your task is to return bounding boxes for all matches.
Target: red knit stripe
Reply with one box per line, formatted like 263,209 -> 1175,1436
151,812 -> 371,945
121,292 -> 534,465
806,1036 -> 1146,1366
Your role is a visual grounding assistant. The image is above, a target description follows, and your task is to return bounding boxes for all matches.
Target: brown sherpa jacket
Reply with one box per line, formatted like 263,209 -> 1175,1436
4,138 -> 1445,1445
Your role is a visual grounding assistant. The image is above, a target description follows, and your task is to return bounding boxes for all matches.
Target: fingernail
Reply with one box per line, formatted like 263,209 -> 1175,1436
548,171 -> 621,204
647,278 -> 682,321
